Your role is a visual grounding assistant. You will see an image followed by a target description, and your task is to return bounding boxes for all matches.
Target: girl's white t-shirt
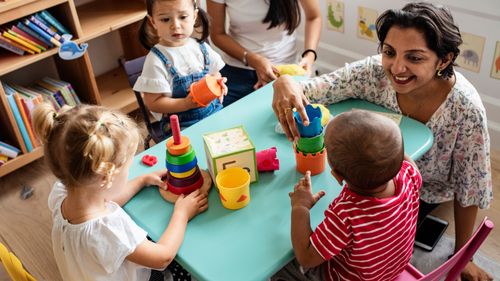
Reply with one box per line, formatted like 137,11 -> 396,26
48,182 -> 151,281
210,0 -> 298,69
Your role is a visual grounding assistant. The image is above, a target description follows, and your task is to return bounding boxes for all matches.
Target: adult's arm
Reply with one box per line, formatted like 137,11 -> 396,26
298,0 -> 322,74
206,0 -> 277,87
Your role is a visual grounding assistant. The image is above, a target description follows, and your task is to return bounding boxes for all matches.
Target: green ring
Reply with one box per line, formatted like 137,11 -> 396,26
297,132 -> 324,153
166,146 -> 196,165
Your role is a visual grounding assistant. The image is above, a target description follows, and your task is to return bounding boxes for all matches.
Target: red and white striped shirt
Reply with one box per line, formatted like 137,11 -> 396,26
310,161 -> 422,281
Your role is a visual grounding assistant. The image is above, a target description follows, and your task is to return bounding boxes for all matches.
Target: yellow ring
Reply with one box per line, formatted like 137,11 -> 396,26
169,167 -> 197,178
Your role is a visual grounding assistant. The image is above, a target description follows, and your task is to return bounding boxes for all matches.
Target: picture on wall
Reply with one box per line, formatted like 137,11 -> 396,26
357,6 -> 378,42
456,32 -> 485,73
327,0 -> 344,33
491,41 -> 500,80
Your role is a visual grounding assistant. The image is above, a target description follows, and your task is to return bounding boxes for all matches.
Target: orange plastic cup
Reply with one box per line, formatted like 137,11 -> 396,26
294,144 -> 326,175
189,76 -> 223,107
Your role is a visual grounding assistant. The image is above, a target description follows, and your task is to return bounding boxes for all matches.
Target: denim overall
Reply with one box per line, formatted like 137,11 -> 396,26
151,43 -> 222,136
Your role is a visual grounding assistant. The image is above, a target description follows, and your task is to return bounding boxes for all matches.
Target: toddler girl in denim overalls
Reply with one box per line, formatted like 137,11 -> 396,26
133,0 -> 226,138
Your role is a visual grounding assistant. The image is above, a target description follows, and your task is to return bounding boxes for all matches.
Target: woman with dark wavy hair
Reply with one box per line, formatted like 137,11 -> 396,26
272,2 -> 493,280
207,0 -> 321,106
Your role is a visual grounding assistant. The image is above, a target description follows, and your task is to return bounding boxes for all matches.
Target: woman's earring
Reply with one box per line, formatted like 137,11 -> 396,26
436,68 -> 443,77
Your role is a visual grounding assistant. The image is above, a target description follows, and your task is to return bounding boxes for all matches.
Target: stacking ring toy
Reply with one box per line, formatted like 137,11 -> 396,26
167,175 -> 204,195
167,167 -> 201,187
166,137 -> 191,156
169,167 -> 197,178
166,157 -> 198,173
166,148 -> 196,165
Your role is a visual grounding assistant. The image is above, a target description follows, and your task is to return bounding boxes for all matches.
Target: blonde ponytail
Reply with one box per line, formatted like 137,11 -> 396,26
32,103 -> 58,143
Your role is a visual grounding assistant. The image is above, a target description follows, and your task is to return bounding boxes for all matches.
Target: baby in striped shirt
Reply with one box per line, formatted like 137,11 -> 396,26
273,110 -> 422,281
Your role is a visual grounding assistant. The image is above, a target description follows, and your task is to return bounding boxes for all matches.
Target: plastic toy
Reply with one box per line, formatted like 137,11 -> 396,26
293,104 -> 327,175
189,76 -> 223,107
311,104 -> 332,127
160,115 -> 212,203
203,126 -> 258,183
256,147 -> 280,172
216,167 -> 251,210
275,64 -> 307,76
141,154 -> 157,166
58,34 -> 88,60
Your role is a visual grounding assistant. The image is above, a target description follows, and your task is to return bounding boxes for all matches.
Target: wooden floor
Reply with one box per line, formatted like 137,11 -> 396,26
1,138 -> 499,280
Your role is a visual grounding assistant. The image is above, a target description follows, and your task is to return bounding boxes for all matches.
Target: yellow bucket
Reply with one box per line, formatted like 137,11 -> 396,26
216,167 -> 251,210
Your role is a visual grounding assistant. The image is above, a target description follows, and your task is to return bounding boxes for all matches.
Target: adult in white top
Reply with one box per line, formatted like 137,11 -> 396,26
207,0 -> 321,106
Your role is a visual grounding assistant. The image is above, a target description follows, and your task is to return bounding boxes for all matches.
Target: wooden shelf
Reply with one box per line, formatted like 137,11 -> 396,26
0,48 -> 59,76
0,147 -> 43,177
77,0 -> 145,42
0,0 -> 64,21
96,66 -> 138,113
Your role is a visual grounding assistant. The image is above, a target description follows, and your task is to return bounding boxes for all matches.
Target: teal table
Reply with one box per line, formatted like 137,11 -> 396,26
124,82 -> 433,281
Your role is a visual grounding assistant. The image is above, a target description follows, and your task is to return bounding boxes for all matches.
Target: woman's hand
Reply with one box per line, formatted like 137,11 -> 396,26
247,52 -> 278,89
174,189 -> 209,221
460,261 -> 493,281
141,169 -> 168,191
272,75 -> 310,141
289,171 -> 325,210
298,54 -> 315,77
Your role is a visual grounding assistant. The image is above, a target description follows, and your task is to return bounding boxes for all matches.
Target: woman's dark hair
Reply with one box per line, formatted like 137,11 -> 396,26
139,0 -> 210,50
376,2 -> 462,79
262,0 -> 301,35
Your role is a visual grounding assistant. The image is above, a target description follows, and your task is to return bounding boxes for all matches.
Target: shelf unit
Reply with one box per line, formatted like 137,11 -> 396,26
0,0 -> 147,177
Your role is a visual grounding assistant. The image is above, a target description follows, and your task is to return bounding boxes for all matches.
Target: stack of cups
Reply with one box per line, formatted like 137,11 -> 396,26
294,104 -> 327,175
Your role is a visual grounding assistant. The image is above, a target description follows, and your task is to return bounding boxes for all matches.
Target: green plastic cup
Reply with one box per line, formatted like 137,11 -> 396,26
297,132 -> 324,153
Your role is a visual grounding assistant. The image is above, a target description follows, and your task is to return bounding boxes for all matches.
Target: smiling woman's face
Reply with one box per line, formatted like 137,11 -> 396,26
381,26 -> 441,95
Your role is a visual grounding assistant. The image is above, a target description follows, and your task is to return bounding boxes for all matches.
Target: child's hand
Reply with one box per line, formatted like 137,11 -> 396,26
298,54 -> 314,77
141,169 -> 167,190
174,189 -> 208,221
208,73 -> 228,103
289,171 -> 325,210
185,94 -> 200,109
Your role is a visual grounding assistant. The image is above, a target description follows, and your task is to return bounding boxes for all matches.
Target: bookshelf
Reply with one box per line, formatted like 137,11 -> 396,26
0,0 -> 147,177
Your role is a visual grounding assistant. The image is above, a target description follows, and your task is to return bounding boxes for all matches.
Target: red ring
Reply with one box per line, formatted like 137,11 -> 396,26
166,175 -> 204,195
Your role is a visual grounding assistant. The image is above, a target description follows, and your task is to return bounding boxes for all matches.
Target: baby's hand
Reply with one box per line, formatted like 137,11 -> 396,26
174,189 -> 209,220
141,169 -> 167,190
289,171 -> 325,210
207,73 -> 228,103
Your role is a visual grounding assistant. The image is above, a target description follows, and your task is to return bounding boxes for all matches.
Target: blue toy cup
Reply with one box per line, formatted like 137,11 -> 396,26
294,104 -> 322,137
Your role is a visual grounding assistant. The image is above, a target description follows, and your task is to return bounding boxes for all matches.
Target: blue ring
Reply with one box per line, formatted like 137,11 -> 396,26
166,157 -> 198,173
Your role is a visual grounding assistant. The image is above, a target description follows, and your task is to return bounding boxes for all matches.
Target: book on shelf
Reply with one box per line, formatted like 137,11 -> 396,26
0,33 -> 35,54
1,29 -> 41,53
38,10 -> 70,35
0,154 -> 8,167
6,28 -> 46,52
43,77 -> 81,105
30,85 -> 65,108
0,35 -> 25,55
12,25 -> 49,49
28,15 -> 63,43
22,19 -> 61,47
0,140 -> 21,158
16,21 -> 54,48
11,86 -> 39,148
2,83 -> 33,152
38,77 -> 80,106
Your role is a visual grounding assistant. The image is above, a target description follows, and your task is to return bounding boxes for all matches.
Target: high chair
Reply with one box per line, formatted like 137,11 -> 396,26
0,243 -> 36,281
395,217 -> 494,281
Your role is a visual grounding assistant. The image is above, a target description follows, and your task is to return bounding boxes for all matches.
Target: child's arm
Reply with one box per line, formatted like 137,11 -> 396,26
105,169 -> 168,206
126,189 -> 208,269
289,171 -> 326,268
143,92 -> 199,114
404,153 -> 420,174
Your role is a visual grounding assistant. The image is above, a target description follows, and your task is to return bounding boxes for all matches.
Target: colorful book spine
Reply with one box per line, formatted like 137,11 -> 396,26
39,10 -> 70,35
0,35 -> 24,55
29,15 -> 63,43
0,141 -> 20,158
0,34 -> 34,54
13,91 -> 39,148
2,30 -> 41,53
39,78 -> 75,106
7,29 -> 46,52
44,77 -> 81,105
23,19 -> 61,47
3,84 -> 33,152
12,25 -> 48,49
16,22 -> 54,48
0,154 -> 8,166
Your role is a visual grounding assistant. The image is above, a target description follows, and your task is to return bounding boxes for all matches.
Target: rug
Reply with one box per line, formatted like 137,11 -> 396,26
411,234 -> 500,279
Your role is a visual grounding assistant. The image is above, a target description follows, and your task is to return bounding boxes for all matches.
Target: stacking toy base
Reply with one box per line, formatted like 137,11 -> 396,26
160,169 -> 212,203
294,145 -> 326,176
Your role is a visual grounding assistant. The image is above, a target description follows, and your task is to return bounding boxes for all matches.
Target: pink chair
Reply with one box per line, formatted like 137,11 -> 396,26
396,217 -> 494,281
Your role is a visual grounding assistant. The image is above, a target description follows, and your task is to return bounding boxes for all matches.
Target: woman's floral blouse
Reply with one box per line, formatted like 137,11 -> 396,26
301,55 -> 492,208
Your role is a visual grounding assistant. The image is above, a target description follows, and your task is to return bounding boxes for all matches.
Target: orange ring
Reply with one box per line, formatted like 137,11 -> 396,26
166,136 -> 191,156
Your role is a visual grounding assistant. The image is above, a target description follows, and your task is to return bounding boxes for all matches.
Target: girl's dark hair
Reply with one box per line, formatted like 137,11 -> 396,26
139,0 -> 210,50
376,2 -> 462,79
262,0 -> 301,35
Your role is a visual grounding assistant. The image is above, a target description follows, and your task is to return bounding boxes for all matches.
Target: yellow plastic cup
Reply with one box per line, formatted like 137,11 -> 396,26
216,167 -> 251,210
